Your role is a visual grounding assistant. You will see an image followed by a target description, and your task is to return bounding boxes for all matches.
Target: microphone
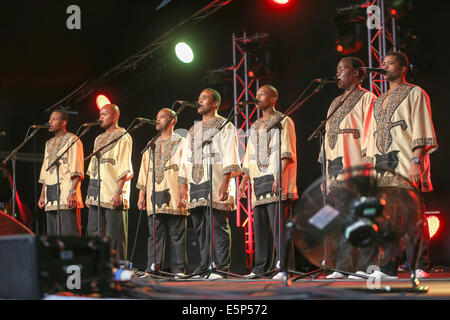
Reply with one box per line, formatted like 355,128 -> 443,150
315,77 -> 339,84
237,99 -> 259,106
176,100 -> 199,108
82,120 -> 102,127
360,67 -> 387,75
0,131 -> 6,137
31,123 -> 50,129
137,117 -> 156,125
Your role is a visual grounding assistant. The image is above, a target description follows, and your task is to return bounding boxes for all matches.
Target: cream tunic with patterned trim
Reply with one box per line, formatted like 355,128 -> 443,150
137,134 -> 187,216
178,116 -> 241,212
365,84 -> 438,191
39,132 -> 84,211
242,111 -> 298,208
320,88 -> 376,189
86,128 -> 133,209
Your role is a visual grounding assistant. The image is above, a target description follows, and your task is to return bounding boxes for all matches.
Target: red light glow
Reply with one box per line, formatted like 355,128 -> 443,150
273,0 -> 289,4
336,44 -> 344,52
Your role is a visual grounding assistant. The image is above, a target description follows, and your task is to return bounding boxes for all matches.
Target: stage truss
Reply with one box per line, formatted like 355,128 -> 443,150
366,0 -> 398,95
232,32 -> 267,271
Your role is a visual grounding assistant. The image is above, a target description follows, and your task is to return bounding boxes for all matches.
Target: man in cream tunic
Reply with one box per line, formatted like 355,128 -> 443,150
365,51 -> 437,278
239,84 -> 298,279
320,57 -> 376,279
137,108 -> 188,276
38,109 -> 84,236
86,104 -> 133,261
178,88 -> 241,279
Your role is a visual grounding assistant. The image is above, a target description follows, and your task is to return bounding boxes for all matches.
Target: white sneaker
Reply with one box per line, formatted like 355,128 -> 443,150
272,272 -> 285,280
371,270 -> 398,280
208,273 -> 224,280
175,272 -> 186,279
244,272 -> 257,279
348,271 -> 369,280
326,271 -> 345,279
415,269 -> 430,279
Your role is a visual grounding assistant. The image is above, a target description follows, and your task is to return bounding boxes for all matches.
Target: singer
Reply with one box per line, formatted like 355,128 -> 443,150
136,108 -> 188,277
85,104 -> 133,261
365,51 -> 438,279
321,57 -> 377,280
239,85 -> 298,280
177,88 -> 241,279
37,109 -> 84,236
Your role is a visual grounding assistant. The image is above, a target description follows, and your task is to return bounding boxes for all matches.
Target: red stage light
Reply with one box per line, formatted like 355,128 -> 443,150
248,70 -> 255,78
427,215 -> 440,239
273,0 -> 289,4
96,94 -> 111,110
336,44 -> 344,52
390,8 -> 398,16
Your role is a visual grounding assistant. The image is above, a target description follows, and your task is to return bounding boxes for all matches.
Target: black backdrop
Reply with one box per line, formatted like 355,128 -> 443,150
1,0 -> 449,270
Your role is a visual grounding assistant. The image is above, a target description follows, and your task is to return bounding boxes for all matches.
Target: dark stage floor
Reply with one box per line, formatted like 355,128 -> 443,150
43,271 -> 450,300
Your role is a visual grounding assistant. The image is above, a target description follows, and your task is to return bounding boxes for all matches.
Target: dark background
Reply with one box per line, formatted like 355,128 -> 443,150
0,0 -> 448,272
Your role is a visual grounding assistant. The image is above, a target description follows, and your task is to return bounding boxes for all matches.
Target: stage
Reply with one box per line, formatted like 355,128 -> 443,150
43,271 -> 450,300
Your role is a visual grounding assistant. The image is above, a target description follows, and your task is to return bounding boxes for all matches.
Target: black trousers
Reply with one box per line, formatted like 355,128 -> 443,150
146,214 -> 187,274
252,201 -> 294,275
189,206 -> 231,272
46,209 -> 79,236
87,205 -> 128,261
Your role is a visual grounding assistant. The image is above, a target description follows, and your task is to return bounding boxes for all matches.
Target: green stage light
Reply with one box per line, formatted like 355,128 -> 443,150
175,42 -> 194,63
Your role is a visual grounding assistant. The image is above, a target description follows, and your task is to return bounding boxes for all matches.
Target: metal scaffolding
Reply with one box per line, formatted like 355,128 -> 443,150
232,32 -> 267,271
366,0 -> 398,95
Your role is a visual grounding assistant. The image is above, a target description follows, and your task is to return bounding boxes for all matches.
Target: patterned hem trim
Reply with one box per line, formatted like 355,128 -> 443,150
178,176 -> 188,185
281,152 -> 293,160
376,175 -> 413,189
45,205 -> 82,211
252,193 -> 298,208
223,164 -> 241,176
85,200 -> 129,210
412,138 -> 438,153
148,210 -> 189,216
71,172 -> 83,178
366,156 -> 375,165
241,167 -> 249,175
187,199 -> 235,211
117,170 -> 132,182
136,183 -> 146,191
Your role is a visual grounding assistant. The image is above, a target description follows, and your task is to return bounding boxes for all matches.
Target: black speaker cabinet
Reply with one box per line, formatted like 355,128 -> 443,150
0,235 -> 113,299
0,234 -> 40,299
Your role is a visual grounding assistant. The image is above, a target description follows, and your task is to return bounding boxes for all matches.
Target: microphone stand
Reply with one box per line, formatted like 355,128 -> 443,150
45,126 -> 92,236
2,126 -> 45,220
186,107 -> 245,280
257,79 -> 329,282
84,119 -> 144,243
140,120 -> 180,278
291,77 -> 369,282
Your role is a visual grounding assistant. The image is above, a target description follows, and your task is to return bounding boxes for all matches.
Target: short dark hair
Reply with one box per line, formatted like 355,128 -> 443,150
205,88 -> 221,107
386,51 -> 409,69
160,108 -> 177,125
52,109 -> 69,123
341,56 -> 366,78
